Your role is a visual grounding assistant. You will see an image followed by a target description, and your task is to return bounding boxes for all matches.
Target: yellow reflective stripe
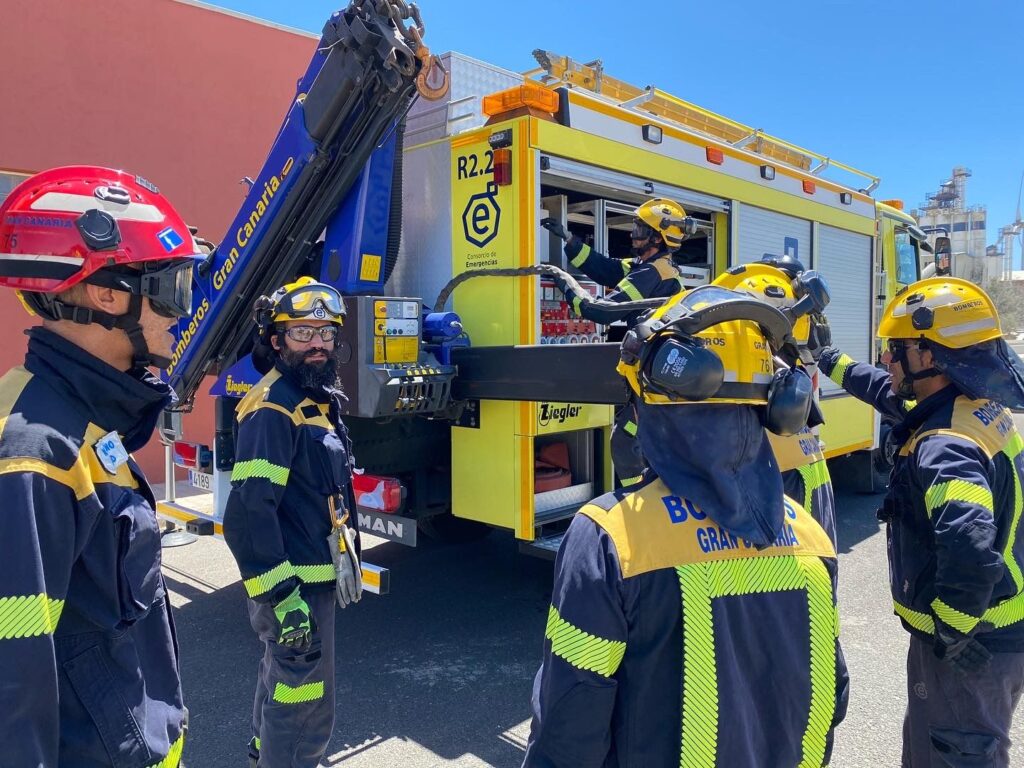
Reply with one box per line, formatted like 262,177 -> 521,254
619,474 -> 644,486
0,593 -> 65,639
676,556 -> 836,768
796,460 -> 830,515
1001,435 -> 1024,595
616,278 -> 643,301
924,479 -> 993,516
146,732 -> 185,768
545,604 -> 625,678
893,601 -> 935,633
570,243 -> 591,268
798,557 -> 837,768
984,592 -> 1024,628
677,565 -> 717,768
931,598 -> 981,634
273,681 -> 324,704
571,296 -> 584,317
243,561 -> 296,598
619,259 -> 631,276
294,564 -> 336,584
231,458 -> 289,485
827,353 -> 855,387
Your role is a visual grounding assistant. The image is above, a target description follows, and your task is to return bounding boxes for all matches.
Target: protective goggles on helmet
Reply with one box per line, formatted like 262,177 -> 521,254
630,218 -> 658,242
84,257 -> 199,318
273,285 -> 345,323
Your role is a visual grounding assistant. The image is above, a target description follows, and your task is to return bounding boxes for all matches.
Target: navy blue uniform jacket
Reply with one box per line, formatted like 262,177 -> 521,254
0,328 -> 186,767
224,364 -> 359,605
821,349 -> 1024,651
523,475 -> 847,767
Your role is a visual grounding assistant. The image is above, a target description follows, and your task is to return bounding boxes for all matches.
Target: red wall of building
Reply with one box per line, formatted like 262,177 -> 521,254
0,0 -> 317,478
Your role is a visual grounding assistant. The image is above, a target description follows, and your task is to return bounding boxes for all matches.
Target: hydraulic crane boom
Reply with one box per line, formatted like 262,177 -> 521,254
164,1 -> 435,404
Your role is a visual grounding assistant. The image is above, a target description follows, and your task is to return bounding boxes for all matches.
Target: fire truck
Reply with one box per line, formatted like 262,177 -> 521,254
157,6 -> 929,581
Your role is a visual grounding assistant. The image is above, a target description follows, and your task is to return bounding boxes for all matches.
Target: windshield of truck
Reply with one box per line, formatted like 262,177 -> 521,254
894,229 -> 919,285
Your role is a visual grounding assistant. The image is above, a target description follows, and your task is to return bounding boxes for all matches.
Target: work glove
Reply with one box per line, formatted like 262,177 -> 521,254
272,586 -> 316,650
806,312 -> 832,361
540,217 -> 571,242
933,620 -> 992,674
328,524 -> 362,608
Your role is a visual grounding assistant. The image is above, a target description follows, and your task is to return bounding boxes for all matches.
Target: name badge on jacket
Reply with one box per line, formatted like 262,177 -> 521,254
95,431 -> 130,474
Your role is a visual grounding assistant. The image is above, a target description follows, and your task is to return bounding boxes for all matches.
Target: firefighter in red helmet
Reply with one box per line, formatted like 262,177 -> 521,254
0,166 -> 200,766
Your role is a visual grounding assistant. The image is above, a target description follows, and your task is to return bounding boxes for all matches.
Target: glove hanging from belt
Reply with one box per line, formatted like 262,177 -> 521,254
327,493 -> 362,608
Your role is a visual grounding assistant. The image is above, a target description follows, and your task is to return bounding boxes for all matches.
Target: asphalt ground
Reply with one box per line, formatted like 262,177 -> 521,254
163,471 -> 1024,767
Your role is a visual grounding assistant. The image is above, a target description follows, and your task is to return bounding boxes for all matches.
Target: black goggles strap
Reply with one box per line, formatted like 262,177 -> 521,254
84,261 -> 193,317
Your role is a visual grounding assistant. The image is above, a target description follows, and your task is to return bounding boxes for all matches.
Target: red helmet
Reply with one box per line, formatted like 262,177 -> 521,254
0,165 -> 200,319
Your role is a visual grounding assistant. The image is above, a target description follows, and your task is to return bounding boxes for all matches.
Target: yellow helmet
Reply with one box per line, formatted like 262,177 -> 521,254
878,277 -> 1000,349
617,285 -> 813,435
712,263 -> 811,345
633,197 -> 695,250
254,276 -> 346,329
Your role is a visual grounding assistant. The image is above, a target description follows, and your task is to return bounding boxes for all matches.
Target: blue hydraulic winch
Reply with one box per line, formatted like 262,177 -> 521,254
421,310 -> 469,366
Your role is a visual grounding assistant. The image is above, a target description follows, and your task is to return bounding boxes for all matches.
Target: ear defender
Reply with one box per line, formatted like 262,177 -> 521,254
763,366 -> 814,436
645,336 -> 725,401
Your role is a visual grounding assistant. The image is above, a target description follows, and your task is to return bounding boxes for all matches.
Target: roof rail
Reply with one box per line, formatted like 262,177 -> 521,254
527,50 -> 880,193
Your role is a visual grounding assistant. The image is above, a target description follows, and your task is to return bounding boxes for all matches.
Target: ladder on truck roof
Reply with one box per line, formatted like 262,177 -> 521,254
527,49 -> 880,194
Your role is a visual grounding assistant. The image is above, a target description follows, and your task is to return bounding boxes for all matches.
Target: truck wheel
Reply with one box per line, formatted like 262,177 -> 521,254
418,512 -> 491,543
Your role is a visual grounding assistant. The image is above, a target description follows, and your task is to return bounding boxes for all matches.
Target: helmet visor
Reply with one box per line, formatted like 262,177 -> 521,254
276,285 -> 345,322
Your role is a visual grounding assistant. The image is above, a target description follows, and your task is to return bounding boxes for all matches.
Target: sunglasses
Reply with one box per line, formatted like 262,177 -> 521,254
283,325 -> 339,343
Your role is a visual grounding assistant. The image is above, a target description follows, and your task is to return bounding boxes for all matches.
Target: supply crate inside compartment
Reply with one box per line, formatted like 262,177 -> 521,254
533,430 -> 598,522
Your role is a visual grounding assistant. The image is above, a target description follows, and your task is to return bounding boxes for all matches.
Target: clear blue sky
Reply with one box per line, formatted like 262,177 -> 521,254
209,0 -> 1024,261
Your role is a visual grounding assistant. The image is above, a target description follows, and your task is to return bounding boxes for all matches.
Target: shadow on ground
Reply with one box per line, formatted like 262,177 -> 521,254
167,530 -> 554,766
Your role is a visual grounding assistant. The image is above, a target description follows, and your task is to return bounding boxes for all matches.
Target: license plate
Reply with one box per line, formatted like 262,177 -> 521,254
188,469 -> 213,491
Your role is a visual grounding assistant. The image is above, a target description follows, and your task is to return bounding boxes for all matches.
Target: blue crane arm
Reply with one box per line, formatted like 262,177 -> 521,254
164,1 -> 423,404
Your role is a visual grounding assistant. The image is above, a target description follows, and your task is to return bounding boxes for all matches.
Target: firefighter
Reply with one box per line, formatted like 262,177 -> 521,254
713,260 -> 838,545
0,167 -> 198,766
225,276 -> 362,768
541,197 -> 695,485
819,277 -> 1024,767
523,285 -> 848,767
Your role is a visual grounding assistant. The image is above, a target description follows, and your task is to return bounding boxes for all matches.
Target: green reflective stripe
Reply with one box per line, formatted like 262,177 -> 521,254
932,598 -> 981,634
798,557 -> 837,768
827,353 -> 854,387
253,736 -> 261,752
620,474 -> 644,486
924,479 -> 993,516
677,565 -> 717,768
146,732 -> 185,768
232,458 -> 290,485
1001,436 -> 1024,595
616,278 -> 643,301
0,593 -> 64,639
243,561 -> 296,598
984,592 -> 1024,628
545,604 -> 625,678
677,556 -> 836,768
796,460 -> 830,515
893,600 -> 935,633
619,258 -> 632,276
273,681 -> 324,704
570,243 -> 591,268
571,296 -> 584,317
623,420 -> 638,437
294,564 -> 336,584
